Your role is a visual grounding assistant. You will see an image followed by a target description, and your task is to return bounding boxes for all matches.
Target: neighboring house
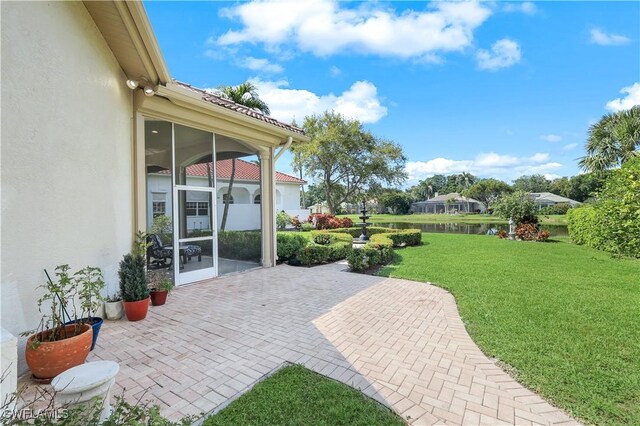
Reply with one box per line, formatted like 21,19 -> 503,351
1,0 -> 308,379
529,192 -> 581,209
411,193 -> 486,214
148,159 -> 308,231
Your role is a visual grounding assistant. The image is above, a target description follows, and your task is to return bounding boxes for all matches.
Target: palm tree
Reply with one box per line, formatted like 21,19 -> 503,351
216,82 -> 270,230
216,82 -> 271,115
579,106 -> 640,172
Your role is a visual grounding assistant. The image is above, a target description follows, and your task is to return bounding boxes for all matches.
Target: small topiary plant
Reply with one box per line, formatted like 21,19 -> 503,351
118,253 -> 149,302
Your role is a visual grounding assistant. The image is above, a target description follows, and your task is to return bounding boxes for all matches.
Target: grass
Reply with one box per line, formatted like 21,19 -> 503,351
203,365 -> 404,426
340,213 -> 567,225
378,233 -> 640,426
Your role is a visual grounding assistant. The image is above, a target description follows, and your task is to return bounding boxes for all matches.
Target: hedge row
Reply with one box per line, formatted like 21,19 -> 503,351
566,158 -> 640,258
218,231 -> 261,261
277,228 -> 422,270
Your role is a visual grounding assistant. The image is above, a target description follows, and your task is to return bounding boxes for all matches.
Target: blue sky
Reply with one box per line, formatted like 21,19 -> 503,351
144,1 -> 640,185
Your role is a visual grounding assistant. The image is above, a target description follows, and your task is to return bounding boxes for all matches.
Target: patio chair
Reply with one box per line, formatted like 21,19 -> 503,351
147,234 -> 173,268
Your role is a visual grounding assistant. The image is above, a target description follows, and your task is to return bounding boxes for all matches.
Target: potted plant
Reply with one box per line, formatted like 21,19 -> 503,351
148,270 -> 174,306
64,266 -> 106,351
21,265 -> 93,382
119,252 -> 150,321
104,292 -> 123,320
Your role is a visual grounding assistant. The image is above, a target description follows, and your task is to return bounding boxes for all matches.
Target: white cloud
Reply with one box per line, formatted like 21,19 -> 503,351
540,134 -> 562,143
606,82 -> 640,112
590,28 -> 630,46
405,152 -> 561,182
216,0 -> 492,61
245,79 -> 387,124
238,56 -> 283,73
563,143 -> 578,151
503,2 -> 537,15
330,66 -> 342,77
476,38 -> 521,71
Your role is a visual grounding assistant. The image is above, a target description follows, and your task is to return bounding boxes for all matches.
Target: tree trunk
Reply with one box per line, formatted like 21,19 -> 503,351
220,158 -> 236,231
299,168 -> 306,208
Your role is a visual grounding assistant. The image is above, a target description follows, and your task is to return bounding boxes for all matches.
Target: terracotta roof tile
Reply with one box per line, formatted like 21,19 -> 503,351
172,80 -> 305,136
160,158 -> 305,184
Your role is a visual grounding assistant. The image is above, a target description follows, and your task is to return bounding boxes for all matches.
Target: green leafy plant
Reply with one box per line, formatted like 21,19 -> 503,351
301,222 -> 314,232
277,233 -> 308,261
150,215 -> 173,244
567,157 -> 640,258
218,231 -> 261,261
105,292 -> 121,303
276,211 -> 291,230
147,270 -> 174,293
74,266 -> 105,320
118,253 -> 149,302
493,191 -> 539,225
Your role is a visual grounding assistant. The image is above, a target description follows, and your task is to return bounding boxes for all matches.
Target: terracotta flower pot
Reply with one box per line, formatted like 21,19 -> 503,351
25,324 -> 93,382
123,297 -> 150,321
150,290 -> 168,306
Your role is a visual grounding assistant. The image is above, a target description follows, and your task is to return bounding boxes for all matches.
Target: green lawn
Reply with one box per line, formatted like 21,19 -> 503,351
203,365 -> 404,426
378,233 -> 639,426
340,213 -> 567,225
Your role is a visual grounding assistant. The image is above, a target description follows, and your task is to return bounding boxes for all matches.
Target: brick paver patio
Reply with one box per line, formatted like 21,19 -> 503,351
25,262 -> 579,425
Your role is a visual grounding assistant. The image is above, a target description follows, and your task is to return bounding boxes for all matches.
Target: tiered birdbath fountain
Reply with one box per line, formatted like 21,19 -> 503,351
353,201 -> 370,247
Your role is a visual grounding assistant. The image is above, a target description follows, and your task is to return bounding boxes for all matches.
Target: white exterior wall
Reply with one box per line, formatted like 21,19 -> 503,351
147,174 -> 304,231
1,2 -> 133,374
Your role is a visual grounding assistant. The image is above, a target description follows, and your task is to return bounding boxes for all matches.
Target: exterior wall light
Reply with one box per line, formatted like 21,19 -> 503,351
126,79 -> 139,90
143,86 -> 156,97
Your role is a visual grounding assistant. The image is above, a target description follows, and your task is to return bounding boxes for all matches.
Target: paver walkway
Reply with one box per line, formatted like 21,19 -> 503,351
57,262 -> 577,424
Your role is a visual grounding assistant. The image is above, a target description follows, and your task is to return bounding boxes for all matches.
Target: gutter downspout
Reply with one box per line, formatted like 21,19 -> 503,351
274,136 -> 293,162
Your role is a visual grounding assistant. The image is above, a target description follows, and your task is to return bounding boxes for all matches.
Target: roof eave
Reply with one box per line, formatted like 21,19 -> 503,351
157,83 -> 310,145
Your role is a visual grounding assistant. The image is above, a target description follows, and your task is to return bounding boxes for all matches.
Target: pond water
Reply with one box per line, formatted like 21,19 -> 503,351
373,222 -> 569,237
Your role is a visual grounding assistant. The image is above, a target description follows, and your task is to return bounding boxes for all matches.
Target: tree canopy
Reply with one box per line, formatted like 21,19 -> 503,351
579,106 -> 640,172
512,174 -> 551,193
462,178 -> 512,210
293,111 -> 407,214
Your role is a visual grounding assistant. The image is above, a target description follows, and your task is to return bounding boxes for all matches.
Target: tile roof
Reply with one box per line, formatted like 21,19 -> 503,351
172,80 -> 306,136
529,192 -> 580,204
416,193 -> 483,204
159,158 -> 306,184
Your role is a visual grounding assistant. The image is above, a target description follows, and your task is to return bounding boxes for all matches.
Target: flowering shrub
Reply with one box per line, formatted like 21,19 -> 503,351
514,224 -> 550,242
308,214 -> 353,230
290,216 -> 302,231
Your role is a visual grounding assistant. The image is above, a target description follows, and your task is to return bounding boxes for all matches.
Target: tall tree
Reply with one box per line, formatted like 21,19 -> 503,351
216,81 -> 270,230
294,111 -> 406,214
216,81 -> 271,115
579,106 -> 640,172
462,178 -> 512,211
513,174 -> 551,193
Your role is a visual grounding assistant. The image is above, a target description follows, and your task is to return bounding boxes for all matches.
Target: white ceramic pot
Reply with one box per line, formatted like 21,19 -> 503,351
104,301 -> 123,320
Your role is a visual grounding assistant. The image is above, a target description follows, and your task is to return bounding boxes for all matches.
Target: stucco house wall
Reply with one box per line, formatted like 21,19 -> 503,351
1,2 -> 134,373
147,174 -> 305,231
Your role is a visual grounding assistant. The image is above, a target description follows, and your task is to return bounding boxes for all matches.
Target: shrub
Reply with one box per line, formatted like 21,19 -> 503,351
496,230 -> 508,239
118,253 -> 149,302
567,205 -> 600,246
301,222 -> 314,232
514,223 -> 551,242
567,158 -> 640,258
493,191 -> 539,225
277,233 -> 308,261
276,211 -> 291,230
218,231 -> 261,261
290,216 -> 302,231
340,217 -> 354,228
539,203 -> 572,215
312,232 -> 352,245
308,214 -> 353,230
298,242 -> 350,266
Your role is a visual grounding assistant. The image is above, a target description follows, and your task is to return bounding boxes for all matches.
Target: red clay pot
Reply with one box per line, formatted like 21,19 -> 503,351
123,297 -> 150,321
150,290 -> 168,306
25,324 -> 92,382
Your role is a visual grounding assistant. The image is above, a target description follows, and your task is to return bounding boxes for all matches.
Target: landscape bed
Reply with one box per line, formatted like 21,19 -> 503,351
378,232 -> 640,426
